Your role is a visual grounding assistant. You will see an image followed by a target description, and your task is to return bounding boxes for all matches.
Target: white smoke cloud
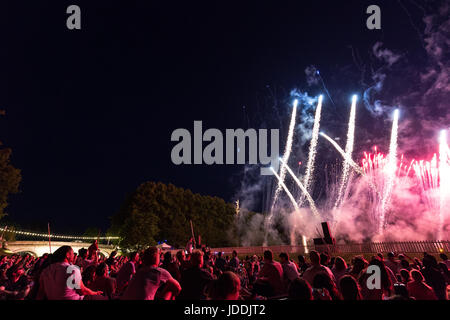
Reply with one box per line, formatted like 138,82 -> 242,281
372,42 -> 402,67
304,65 -> 320,86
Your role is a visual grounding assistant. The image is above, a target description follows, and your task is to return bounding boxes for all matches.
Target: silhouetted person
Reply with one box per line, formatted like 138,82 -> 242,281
122,247 -> 180,300
421,255 -> 447,300
339,275 -> 362,300
287,278 -> 313,300
407,269 -> 437,300
302,251 -> 336,287
206,271 -> 240,300
229,251 -> 239,271
178,250 -> 214,300
253,250 -> 285,297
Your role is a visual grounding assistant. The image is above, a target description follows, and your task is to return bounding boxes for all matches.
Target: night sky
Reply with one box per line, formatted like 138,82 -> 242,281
0,1 -> 444,234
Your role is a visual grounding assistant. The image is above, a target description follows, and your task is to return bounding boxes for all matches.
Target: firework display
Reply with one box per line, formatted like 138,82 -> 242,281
270,97 -> 449,242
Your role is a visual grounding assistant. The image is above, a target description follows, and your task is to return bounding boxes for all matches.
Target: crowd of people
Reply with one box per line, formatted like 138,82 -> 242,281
0,241 -> 449,300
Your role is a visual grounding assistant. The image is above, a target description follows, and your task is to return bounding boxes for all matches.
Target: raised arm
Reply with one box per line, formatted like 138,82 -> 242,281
159,278 -> 181,300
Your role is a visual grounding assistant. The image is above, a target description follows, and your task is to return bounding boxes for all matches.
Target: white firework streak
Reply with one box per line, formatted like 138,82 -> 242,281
335,95 -> 357,210
320,132 -> 381,199
319,133 -> 363,175
302,235 -> 309,253
270,167 -> 300,212
439,130 -> 450,240
300,95 -> 323,206
378,109 -> 399,235
270,166 -> 302,245
279,157 -> 320,217
269,99 -> 298,214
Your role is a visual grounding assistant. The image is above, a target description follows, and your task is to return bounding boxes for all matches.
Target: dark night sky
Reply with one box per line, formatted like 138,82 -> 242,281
0,1 -> 440,234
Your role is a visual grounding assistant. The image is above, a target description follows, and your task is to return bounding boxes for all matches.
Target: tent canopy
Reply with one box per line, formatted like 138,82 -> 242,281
157,243 -> 172,249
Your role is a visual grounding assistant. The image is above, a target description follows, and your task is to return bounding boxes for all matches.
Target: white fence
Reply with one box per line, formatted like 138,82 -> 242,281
208,240 -> 450,255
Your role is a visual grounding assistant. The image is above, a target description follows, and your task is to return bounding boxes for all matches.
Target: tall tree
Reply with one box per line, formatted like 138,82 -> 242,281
111,182 -> 236,250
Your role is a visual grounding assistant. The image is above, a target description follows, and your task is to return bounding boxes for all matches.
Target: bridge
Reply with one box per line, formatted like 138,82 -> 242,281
0,226 -> 119,257
2,241 -> 116,257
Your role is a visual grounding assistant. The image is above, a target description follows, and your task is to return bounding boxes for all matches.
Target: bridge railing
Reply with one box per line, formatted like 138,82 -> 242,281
207,240 -> 449,256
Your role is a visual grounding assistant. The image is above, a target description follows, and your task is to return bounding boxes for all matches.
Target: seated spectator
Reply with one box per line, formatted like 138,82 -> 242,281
400,258 -> 411,271
385,252 -> 400,275
244,259 -> 255,285
105,251 -> 118,267
82,265 -> 97,288
279,252 -> 299,284
302,251 -> 336,287
215,252 -> 227,272
122,247 -> 180,300
109,259 -> 120,277
399,269 -> 411,284
287,278 -> 313,300
0,255 -> 7,269
329,257 -> 335,269
27,254 -> 52,300
312,272 -> 341,300
297,255 -> 310,274
86,240 -> 99,265
229,251 -> 239,272
253,250 -> 285,297
116,252 -> 139,292
439,253 -> 450,269
206,271 -> 240,300
331,256 -> 348,289
421,255 -> 447,300
339,275 -> 362,300
161,252 -> 181,281
90,262 -> 116,299
252,255 -> 260,274
75,248 -> 90,272
407,269 -> 437,300
37,246 -> 103,300
358,258 -> 393,300
178,250 -> 214,300
438,262 -> 450,284
0,264 -> 31,300
390,283 -> 409,300
176,250 -> 190,273
320,252 -> 330,267
348,256 -> 368,279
